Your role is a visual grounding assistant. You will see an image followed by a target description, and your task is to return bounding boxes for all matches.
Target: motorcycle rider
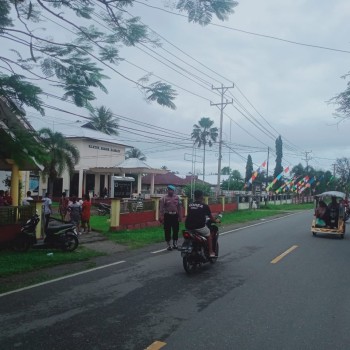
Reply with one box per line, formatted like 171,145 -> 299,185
185,190 -> 219,258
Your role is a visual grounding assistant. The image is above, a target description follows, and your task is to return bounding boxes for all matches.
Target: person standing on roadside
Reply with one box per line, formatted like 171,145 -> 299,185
59,192 -> 69,222
42,192 -> 52,233
159,184 -> 182,250
68,196 -> 82,234
4,190 -> 12,205
81,194 -> 91,233
22,191 -> 33,206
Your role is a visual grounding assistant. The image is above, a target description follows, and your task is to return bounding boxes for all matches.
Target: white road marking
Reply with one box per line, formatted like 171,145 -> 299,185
0,260 -> 126,297
219,212 -> 299,236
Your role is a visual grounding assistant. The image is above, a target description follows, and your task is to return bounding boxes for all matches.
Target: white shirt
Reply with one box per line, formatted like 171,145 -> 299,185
42,197 -> 52,214
22,196 -> 33,206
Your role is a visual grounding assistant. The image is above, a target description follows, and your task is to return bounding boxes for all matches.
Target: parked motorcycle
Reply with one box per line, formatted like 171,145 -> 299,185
97,202 -> 111,216
180,214 -> 222,274
13,214 -> 79,252
12,213 -> 40,252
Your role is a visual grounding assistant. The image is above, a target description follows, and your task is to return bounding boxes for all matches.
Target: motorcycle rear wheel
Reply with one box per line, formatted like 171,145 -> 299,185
183,256 -> 197,274
62,233 -> 79,252
13,237 -> 31,252
210,242 -> 219,264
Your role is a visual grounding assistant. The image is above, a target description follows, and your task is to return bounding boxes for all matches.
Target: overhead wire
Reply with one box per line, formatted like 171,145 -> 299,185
5,1 -> 320,170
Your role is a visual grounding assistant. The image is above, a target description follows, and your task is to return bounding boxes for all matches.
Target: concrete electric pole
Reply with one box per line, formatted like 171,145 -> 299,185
211,83 -> 234,195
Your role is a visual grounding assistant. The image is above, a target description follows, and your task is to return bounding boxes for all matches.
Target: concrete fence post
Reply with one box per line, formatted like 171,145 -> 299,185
151,197 -> 160,221
110,198 -> 121,228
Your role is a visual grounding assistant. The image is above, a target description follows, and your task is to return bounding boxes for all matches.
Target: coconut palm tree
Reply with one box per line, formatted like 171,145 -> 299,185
88,106 -> 119,135
39,128 -> 80,195
191,117 -> 218,181
125,148 -> 146,161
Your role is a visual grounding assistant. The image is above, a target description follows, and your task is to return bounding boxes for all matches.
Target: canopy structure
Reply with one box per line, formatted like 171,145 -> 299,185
90,158 -> 167,195
316,191 -> 346,199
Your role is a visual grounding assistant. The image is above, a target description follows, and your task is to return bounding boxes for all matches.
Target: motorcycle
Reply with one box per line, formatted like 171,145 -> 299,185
13,214 -> 79,252
180,214 -> 222,274
97,202 -> 111,216
12,213 -> 40,252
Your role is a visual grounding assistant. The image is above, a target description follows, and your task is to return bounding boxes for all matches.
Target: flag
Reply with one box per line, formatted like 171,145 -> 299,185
266,166 -> 290,191
247,161 -> 267,185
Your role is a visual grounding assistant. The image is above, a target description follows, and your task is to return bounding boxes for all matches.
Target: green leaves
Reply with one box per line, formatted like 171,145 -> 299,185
88,105 -> 119,135
0,1 -> 13,30
38,128 -> 80,179
145,82 -> 177,109
176,0 -> 238,25
1,0 -> 237,115
0,74 -> 44,115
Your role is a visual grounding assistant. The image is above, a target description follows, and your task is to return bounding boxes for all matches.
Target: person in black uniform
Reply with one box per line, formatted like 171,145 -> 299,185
185,190 -> 218,257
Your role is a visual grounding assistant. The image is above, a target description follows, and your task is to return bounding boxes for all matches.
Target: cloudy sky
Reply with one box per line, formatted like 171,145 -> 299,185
20,0 -> 350,178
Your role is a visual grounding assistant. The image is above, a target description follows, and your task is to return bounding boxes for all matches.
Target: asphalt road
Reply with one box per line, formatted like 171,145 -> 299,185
1,210 -> 350,350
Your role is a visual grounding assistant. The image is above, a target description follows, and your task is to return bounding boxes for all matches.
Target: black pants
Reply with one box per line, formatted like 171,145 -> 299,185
44,213 -> 50,233
164,213 -> 179,242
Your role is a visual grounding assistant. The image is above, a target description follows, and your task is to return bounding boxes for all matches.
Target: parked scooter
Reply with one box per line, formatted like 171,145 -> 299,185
12,214 -> 40,252
180,213 -> 222,274
13,213 -> 79,252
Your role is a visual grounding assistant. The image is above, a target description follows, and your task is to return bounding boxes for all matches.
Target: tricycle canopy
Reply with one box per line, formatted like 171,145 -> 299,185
315,191 -> 346,199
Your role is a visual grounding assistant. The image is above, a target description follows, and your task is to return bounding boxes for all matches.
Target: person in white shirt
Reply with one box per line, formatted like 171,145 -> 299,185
22,191 -> 33,206
42,192 -> 52,233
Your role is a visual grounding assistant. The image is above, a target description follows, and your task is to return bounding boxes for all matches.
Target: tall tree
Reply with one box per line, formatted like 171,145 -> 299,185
273,135 -> 283,189
0,0 -> 238,158
87,106 -> 119,135
335,157 -> 350,194
245,154 -> 254,188
125,148 -> 146,161
221,169 -> 244,191
38,128 -> 80,195
191,117 -> 218,181
330,73 -> 350,122
0,1 -> 238,114
221,166 -> 232,175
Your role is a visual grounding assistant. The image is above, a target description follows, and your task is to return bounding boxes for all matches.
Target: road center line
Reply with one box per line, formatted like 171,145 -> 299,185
271,245 -> 298,264
219,212 -> 299,236
0,260 -> 126,298
145,341 -> 167,350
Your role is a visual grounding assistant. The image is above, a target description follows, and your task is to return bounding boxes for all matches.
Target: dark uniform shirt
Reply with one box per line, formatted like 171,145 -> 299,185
185,201 -> 211,230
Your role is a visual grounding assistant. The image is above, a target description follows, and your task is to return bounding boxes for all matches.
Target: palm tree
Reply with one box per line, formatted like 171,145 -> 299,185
125,148 -> 146,161
88,106 -> 119,135
39,128 -> 80,195
191,117 -> 218,181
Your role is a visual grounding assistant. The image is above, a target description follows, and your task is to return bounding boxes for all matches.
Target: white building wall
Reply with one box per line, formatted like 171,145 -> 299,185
38,138 -> 126,198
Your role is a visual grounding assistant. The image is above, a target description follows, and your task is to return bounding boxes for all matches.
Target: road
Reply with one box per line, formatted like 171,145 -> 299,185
1,210 -> 350,350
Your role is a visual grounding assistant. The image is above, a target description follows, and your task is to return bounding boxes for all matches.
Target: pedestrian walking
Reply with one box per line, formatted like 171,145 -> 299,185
42,192 -> 52,233
81,194 -> 91,233
159,184 -> 182,250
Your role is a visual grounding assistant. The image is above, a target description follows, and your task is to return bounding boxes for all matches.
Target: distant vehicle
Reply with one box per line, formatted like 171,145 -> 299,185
311,191 -> 346,239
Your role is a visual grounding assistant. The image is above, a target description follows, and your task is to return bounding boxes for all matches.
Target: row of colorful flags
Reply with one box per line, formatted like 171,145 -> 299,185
243,161 -> 337,194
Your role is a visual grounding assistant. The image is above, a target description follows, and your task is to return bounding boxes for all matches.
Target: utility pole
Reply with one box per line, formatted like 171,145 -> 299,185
302,151 -> 312,173
211,83 -> 234,195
